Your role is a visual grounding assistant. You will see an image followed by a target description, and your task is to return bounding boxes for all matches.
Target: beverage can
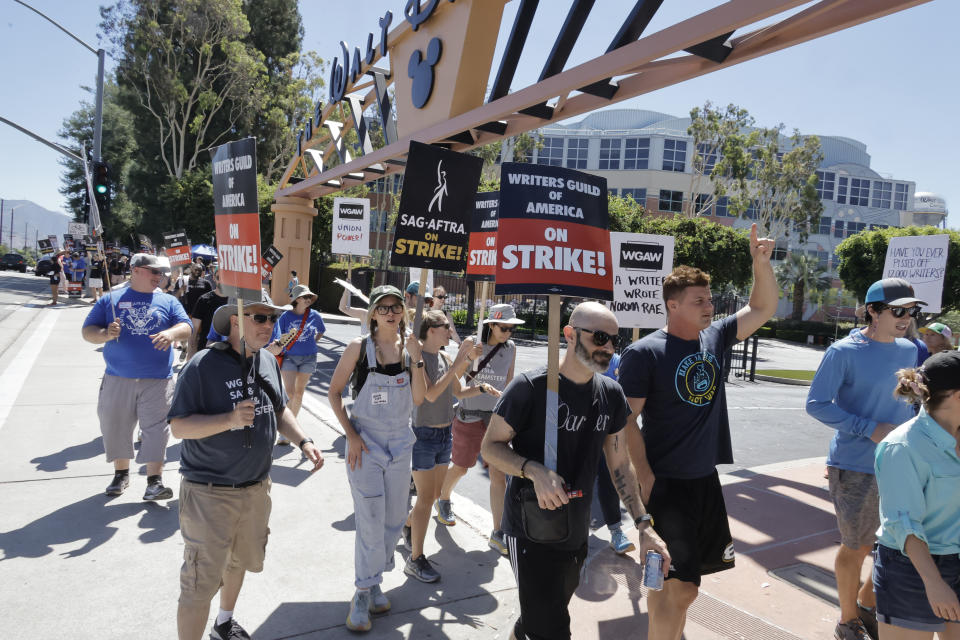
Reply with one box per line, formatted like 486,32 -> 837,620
643,550 -> 664,591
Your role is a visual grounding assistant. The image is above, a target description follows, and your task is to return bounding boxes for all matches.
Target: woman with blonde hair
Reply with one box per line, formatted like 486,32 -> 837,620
327,285 -> 426,633
873,351 -> 960,638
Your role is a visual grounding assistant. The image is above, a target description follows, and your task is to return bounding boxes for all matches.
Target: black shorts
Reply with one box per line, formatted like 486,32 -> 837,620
645,470 -> 734,586
49,274 -> 60,285
505,534 -> 587,640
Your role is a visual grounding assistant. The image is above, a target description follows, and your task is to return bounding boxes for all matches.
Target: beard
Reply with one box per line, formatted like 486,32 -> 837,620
574,336 -> 612,373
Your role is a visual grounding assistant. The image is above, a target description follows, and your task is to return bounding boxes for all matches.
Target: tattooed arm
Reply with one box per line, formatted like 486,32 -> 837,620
603,431 -> 671,568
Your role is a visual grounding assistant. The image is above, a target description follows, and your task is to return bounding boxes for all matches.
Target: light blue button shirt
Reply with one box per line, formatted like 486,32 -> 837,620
875,408 -> 960,555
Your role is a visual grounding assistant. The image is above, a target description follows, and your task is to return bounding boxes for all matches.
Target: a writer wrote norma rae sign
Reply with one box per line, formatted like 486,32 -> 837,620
332,197 -> 370,256
608,232 -> 674,328
466,192 -> 498,282
390,141 -> 483,272
495,163 -> 612,300
882,234 -> 950,313
210,137 -> 261,301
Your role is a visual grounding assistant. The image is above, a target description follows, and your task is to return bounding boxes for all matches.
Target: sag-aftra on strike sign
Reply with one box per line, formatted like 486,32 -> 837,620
495,163 -> 612,300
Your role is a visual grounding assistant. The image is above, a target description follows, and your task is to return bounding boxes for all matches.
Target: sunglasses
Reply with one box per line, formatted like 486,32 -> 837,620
375,303 -> 404,315
883,305 -> 924,319
434,295 -> 447,299
575,327 -> 623,348
243,313 -> 279,324
491,323 -> 515,332
429,322 -> 450,330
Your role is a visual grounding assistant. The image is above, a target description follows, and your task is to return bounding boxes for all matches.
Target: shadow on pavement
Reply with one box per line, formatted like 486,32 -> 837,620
30,437 -> 105,472
0,494 -> 179,559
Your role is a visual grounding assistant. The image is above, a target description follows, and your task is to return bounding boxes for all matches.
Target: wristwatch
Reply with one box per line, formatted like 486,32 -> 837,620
478,384 -> 487,394
298,437 -> 314,450
635,514 -> 654,531
414,361 -> 425,368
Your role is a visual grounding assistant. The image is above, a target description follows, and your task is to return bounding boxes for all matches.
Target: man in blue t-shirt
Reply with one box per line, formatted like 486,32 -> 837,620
618,224 -> 778,640
806,278 -> 922,640
81,253 -> 193,501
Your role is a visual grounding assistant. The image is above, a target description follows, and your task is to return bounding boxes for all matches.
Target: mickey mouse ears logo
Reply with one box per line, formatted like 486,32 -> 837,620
408,37 -> 442,109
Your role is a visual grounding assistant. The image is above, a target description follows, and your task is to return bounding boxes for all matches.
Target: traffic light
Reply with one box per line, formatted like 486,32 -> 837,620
92,160 -> 112,221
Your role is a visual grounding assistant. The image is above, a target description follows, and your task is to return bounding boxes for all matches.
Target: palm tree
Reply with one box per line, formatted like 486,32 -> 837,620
775,252 -> 833,320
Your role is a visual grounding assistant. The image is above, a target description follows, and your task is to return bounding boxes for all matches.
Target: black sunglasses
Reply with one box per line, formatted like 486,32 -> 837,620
434,294 -> 447,299
883,305 -> 924,319
574,327 -> 623,348
491,323 -> 515,332
375,303 -> 404,315
243,313 -> 279,324
429,322 -> 450,330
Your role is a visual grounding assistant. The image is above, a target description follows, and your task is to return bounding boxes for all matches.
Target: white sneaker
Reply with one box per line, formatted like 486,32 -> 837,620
369,584 -> 390,614
346,590 -> 372,632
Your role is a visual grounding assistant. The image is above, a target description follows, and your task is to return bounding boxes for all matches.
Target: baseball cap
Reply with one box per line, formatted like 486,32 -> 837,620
920,351 -> 960,393
919,322 -> 953,340
369,285 -> 404,308
864,278 -> 926,307
129,253 -> 171,275
212,292 -> 290,335
483,303 -> 526,325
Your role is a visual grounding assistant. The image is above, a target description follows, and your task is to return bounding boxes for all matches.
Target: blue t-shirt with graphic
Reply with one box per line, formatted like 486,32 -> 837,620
276,309 -> 326,356
83,288 -> 192,379
618,315 -> 739,479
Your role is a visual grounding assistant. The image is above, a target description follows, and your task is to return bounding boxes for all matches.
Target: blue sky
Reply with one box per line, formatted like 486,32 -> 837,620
1,1 -> 956,229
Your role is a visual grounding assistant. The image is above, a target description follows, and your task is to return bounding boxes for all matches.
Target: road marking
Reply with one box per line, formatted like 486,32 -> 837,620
0,310 -> 58,430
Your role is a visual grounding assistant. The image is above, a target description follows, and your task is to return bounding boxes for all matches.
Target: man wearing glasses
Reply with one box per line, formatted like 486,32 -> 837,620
807,277 -> 923,640
169,292 -> 323,640
82,253 -> 194,500
618,224 -> 778,640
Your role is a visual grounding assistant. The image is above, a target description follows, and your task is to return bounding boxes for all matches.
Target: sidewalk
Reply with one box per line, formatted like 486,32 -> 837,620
0,302 -> 849,639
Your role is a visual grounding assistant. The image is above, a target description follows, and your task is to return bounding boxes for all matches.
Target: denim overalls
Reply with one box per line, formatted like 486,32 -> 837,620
347,336 -> 416,588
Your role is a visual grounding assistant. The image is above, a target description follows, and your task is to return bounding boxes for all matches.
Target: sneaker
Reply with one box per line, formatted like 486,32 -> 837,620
211,617 -> 251,640
105,473 -> 129,496
346,590 -> 372,631
835,618 -> 870,640
435,499 -> 456,526
488,529 -> 508,556
402,524 -> 412,551
143,479 -> 173,501
609,527 -> 636,555
409,476 -> 417,496
857,604 -> 878,640
368,584 -> 390,614
404,554 -> 441,583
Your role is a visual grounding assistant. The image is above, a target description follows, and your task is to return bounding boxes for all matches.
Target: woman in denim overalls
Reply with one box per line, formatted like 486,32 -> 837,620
328,285 -> 426,633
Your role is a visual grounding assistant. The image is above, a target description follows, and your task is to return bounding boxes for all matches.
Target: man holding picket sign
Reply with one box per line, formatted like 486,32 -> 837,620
619,223 -> 778,640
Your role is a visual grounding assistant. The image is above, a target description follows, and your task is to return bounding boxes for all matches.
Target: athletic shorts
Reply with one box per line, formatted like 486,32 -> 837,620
97,374 -> 173,464
280,353 -> 316,374
49,274 -> 60,285
645,470 -> 735,586
827,466 -> 879,549
505,533 -> 587,640
412,425 -> 452,471
874,543 -> 960,632
451,416 -> 489,468
178,478 -> 272,606
88,278 -> 103,289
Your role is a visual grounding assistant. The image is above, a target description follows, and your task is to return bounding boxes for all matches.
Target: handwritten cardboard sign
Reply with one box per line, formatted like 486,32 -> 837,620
882,234 -> 949,313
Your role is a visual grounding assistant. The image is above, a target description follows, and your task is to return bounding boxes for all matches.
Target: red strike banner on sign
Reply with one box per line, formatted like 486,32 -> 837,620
210,137 -> 261,301
497,219 -> 609,290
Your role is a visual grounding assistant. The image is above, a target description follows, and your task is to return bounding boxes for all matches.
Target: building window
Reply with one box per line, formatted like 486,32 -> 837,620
624,138 -> 650,170
609,188 -> 619,197
869,223 -> 889,231
658,189 -> 683,213
565,138 -> 588,169
599,139 -> 622,170
818,216 -> 832,235
816,171 -> 835,201
871,181 -> 892,209
849,178 -> 869,206
847,221 -> 866,235
743,200 -> 759,219
695,143 -> 718,173
392,175 -> 404,193
694,194 -> 709,214
837,176 -> 848,204
662,139 -> 687,172
807,250 -> 828,269
894,183 -> 909,210
621,188 -> 646,204
834,220 -> 845,238
537,137 -> 564,166
772,246 -> 788,261
715,196 -> 732,217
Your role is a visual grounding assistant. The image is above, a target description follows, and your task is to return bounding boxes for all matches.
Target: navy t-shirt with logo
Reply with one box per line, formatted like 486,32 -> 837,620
618,315 -> 739,479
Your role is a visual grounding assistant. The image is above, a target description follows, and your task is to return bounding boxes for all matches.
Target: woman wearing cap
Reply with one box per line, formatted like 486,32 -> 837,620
327,285 -> 426,633
437,303 -> 521,555
273,284 -> 326,421
873,351 -> 960,638
920,323 -> 955,357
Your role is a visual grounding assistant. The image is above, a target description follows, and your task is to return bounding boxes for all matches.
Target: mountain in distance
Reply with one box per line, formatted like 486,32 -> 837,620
0,199 -> 72,249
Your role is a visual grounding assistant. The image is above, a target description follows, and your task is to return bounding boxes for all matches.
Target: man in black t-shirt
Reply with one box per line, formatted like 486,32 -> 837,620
618,223 -> 777,640
482,302 -> 669,640
186,269 -> 227,360
168,293 -> 323,640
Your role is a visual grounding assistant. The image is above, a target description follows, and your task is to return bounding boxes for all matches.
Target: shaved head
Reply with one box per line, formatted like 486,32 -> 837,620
569,301 -> 618,331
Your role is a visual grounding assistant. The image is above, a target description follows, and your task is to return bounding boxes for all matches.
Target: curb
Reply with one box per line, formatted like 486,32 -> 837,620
755,374 -> 812,387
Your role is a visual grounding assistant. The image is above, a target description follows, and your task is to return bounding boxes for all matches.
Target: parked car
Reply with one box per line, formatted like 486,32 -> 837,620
34,258 -> 55,277
0,253 -> 27,273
